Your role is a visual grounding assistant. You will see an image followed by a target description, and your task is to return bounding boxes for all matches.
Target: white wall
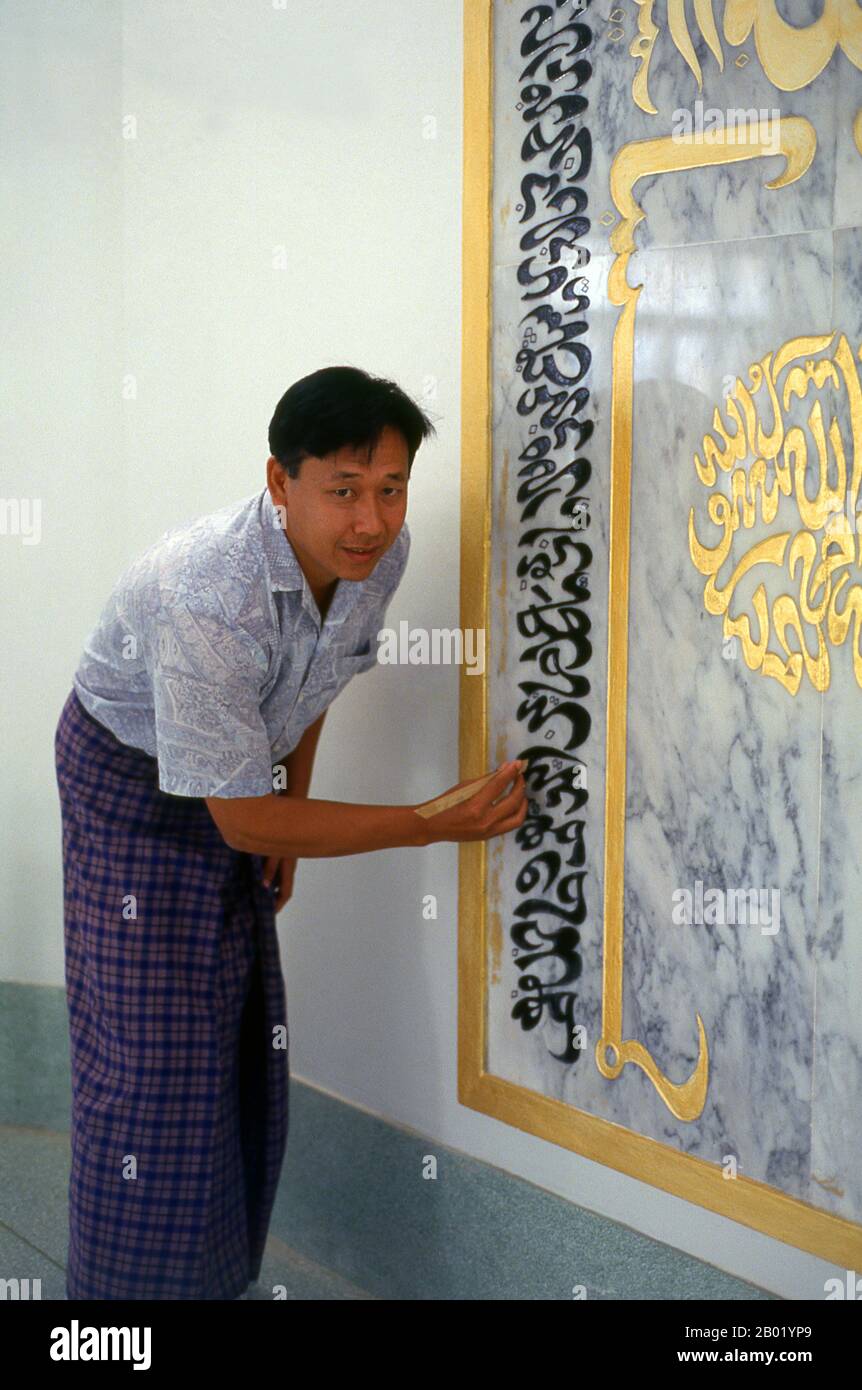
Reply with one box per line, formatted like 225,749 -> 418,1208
1,0 -> 844,1299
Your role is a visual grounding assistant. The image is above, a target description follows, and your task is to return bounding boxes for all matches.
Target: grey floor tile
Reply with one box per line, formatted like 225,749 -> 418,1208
0,1125 -> 70,1269
271,1084 -> 777,1300
0,1223 -> 66,1300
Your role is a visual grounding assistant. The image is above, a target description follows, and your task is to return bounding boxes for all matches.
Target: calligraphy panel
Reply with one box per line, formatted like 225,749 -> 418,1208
461,0 -> 862,1265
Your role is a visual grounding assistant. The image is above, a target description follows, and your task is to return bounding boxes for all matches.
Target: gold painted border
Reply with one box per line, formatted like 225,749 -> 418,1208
458,0 -> 862,1270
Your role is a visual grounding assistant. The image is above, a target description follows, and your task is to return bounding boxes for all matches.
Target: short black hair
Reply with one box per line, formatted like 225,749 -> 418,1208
268,365 -> 437,479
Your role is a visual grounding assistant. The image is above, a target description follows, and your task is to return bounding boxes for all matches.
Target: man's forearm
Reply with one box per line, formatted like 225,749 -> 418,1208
219,710 -> 428,857
232,795 -> 428,858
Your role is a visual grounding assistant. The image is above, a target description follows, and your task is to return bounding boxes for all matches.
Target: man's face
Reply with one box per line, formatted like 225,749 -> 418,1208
266,424 -> 410,597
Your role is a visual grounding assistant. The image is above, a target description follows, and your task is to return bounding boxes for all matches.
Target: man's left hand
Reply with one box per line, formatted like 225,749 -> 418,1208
262,855 -> 297,911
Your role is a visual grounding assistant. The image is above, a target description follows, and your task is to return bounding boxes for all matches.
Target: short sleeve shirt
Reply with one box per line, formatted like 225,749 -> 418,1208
72,488 -> 410,797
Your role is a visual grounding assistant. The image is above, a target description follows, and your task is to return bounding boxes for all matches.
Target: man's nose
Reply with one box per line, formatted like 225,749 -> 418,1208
352,497 -> 384,537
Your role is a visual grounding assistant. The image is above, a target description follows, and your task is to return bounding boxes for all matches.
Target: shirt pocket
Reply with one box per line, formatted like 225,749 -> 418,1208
327,648 -> 377,685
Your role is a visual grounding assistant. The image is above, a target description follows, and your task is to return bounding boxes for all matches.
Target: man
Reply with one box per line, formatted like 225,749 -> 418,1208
54,365 -> 527,1301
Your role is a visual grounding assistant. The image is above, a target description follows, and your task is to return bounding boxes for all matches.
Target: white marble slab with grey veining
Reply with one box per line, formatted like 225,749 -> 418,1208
485,0 -> 862,1226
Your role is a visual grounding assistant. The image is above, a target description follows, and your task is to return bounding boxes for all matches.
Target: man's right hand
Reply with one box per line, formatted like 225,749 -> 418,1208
411,761 -> 528,845
206,761 -> 529,859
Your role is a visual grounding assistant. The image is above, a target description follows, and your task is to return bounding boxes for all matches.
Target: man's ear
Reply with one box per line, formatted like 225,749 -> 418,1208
267,457 -> 291,506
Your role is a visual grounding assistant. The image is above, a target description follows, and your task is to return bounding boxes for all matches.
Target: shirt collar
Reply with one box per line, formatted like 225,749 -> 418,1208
257,486 -> 368,629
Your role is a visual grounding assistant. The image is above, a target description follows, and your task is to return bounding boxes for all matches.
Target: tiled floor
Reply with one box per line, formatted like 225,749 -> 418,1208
0,987 -> 778,1301
0,1102 -> 776,1301
0,1124 -> 373,1301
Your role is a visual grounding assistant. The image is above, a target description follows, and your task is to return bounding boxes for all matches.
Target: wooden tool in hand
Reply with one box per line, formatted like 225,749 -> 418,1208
414,762 -> 526,819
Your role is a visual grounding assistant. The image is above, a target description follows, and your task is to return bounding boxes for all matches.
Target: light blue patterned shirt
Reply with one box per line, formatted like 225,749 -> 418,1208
73,487 -> 410,798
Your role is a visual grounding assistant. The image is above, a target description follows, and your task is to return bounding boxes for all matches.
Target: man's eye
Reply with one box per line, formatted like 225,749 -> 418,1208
331,487 -> 404,498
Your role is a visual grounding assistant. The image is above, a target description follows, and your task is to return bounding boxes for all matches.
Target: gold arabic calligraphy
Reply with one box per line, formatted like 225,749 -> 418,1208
688,331 -> 862,694
632,0 -> 862,112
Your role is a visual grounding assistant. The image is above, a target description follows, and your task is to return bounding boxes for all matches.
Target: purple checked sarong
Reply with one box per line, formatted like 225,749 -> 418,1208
54,687 -> 289,1300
